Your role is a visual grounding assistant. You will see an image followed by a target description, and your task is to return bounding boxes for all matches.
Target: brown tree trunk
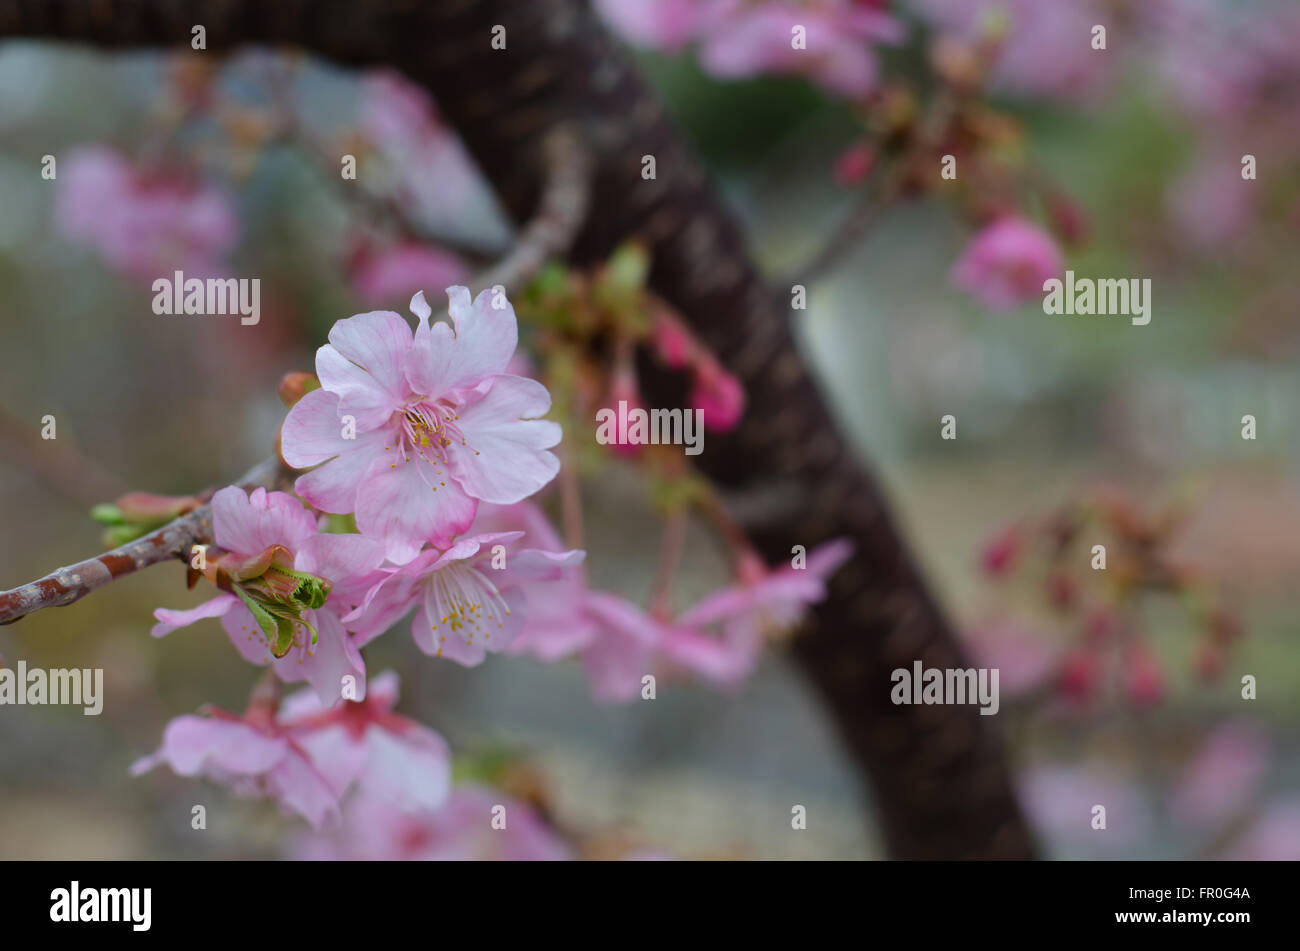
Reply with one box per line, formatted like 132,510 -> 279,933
1,0 -> 1037,858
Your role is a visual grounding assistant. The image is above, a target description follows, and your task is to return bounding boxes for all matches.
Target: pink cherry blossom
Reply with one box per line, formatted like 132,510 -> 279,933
279,288 -> 562,562
471,502 -> 665,701
130,706 -> 341,828
347,240 -> 468,308
1018,764 -> 1152,856
132,672 -> 451,828
55,146 -> 238,282
276,671 -> 451,813
696,0 -> 904,98
345,529 -> 584,666
150,486 -> 386,706
950,216 -> 1063,311
359,70 -> 489,230
593,0 -> 702,53
293,785 -> 572,861
689,357 -> 746,432
960,621 -> 1060,696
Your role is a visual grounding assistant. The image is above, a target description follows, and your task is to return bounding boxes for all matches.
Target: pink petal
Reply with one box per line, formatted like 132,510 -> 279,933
280,388 -> 361,468
326,309 -> 414,404
361,725 -> 452,811
315,343 -> 406,432
448,375 -> 561,503
150,593 -> 238,638
266,750 -> 343,829
291,427 -> 391,514
147,715 -> 287,777
211,485 -> 316,556
272,608 -> 367,707
407,286 -> 519,397
295,531 -> 388,605
355,454 -> 479,562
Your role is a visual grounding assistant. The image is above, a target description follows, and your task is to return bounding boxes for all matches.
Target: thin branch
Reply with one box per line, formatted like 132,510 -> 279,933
473,128 -> 590,294
0,457 -> 292,626
0,126 -> 593,628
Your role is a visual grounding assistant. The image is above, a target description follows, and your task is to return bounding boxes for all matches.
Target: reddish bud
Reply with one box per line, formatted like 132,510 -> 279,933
834,141 -> 877,187
978,525 -> 1022,578
1058,648 -> 1098,701
278,371 -> 320,408
1125,647 -> 1165,708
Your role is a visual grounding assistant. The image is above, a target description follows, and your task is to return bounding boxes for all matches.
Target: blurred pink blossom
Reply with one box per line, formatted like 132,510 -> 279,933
695,0 -> 903,97
55,146 -> 238,282
950,216 -> 1063,311
597,0 -> 903,98
962,621 -> 1060,696
1168,720 -> 1268,827
688,358 -> 746,432
1222,798 -> 1300,861
293,785 -> 572,860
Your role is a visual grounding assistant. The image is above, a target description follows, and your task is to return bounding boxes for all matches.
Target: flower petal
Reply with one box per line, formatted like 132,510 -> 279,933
355,454 -> 478,562
448,375 -> 561,503
150,593 -> 238,638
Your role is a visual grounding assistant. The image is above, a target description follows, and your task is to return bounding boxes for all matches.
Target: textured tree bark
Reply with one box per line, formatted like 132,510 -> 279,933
1,0 -> 1037,858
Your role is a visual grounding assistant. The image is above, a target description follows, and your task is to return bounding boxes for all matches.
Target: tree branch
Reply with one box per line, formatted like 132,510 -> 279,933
0,457 -> 292,625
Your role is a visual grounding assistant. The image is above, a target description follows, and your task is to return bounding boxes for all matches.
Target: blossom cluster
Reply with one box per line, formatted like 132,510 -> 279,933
136,283 -> 849,847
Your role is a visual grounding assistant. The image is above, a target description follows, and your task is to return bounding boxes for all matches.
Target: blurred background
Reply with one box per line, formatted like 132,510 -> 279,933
1,0 -> 1297,859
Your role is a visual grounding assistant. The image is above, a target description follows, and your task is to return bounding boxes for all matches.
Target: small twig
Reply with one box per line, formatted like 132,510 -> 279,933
0,457 -> 293,626
474,127 -> 591,294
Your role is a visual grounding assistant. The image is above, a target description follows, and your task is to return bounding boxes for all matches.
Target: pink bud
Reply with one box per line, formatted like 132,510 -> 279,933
650,310 -> 696,370
834,142 -> 876,187
1125,648 -> 1164,708
689,360 -> 745,432
1058,649 -> 1097,702
978,525 -> 1022,578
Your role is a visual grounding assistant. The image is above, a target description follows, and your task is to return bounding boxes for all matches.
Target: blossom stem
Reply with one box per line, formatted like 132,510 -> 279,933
0,457 -> 293,626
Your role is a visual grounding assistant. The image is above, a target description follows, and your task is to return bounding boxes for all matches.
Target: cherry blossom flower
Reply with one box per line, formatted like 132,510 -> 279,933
132,672 -> 451,828
345,529 -> 584,666
950,216 -> 1063,311
593,0 -> 701,53
150,487 -> 385,706
961,621 -> 1060,696
279,288 -> 562,562
465,502 -> 665,700
358,70 -> 490,230
55,146 -> 238,282
293,785 -> 571,861
276,671 -> 451,813
130,705 -> 341,829
694,0 -> 903,98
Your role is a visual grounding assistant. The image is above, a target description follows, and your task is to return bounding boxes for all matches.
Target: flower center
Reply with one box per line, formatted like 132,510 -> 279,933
423,561 -> 510,656
385,398 -> 476,491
